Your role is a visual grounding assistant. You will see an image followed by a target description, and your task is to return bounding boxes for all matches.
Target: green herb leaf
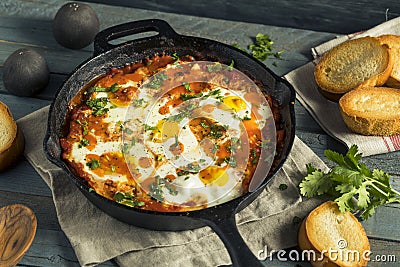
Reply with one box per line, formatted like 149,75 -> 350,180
144,124 -> 159,131
78,138 -> 89,148
146,73 -> 168,89
300,145 -> 400,220
180,92 -> 203,101
232,34 -> 284,64
279,184 -> 288,190
182,82 -> 193,92
114,192 -> 145,207
86,159 -> 100,170
86,97 -> 109,116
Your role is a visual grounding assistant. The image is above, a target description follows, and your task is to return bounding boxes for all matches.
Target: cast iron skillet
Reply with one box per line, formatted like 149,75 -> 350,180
44,19 -> 296,267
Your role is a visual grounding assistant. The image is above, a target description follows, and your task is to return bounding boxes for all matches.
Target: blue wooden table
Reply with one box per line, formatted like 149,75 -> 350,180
0,1 -> 399,266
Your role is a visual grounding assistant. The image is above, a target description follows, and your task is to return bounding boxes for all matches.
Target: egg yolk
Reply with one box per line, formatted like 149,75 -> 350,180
199,166 -> 229,186
222,96 -> 247,111
152,119 -> 180,143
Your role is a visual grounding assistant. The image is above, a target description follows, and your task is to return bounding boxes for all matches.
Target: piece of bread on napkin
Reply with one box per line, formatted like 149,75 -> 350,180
378,34 -> 400,88
314,36 -> 393,102
339,86 -> 400,136
298,201 -> 370,267
0,101 -> 24,171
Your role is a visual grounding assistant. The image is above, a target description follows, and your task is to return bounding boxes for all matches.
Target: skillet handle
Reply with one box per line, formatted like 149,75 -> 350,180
199,215 -> 265,267
94,19 -> 178,56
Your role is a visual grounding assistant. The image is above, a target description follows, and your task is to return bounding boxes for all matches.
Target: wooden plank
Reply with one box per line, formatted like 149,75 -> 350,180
83,0 -> 400,34
0,41 -> 91,74
0,94 -> 50,119
0,16 -> 93,52
362,205 -> 400,241
0,159 -> 52,197
367,238 -> 400,266
0,190 -> 60,231
0,70 -> 68,101
0,1 -> 336,75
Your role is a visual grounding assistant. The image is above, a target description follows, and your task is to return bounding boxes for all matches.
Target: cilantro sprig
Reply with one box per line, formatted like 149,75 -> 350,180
233,33 -> 284,64
300,145 -> 400,220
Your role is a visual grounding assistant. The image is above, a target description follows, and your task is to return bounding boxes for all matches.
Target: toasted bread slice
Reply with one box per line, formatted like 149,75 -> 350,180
0,101 -> 17,153
0,101 -> 24,171
314,36 -> 393,102
339,86 -> 400,136
378,34 -> 400,88
298,201 -> 370,267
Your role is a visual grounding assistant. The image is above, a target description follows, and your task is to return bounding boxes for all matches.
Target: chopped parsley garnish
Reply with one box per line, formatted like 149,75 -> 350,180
144,124 -> 159,131
167,104 -> 196,122
227,60 -> 234,71
124,127 -> 133,134
182,82 -> 193,92
132,98 -> 146,107
211,144 -> 220,154
242,115 -> 252,121
207,63 -> 222,72
86,83 -> 120,94
149,176 -> 178,202
180,92 -> 203,101
232,33 -> 284,64
200,121 -> 209,128
86,158 -> 100,170
279,184 -> 288,190
260,140 -> 272,149
249,33 -> 283,61
203,89 -> 222,100
122,143 -> 130,154
206,124 -> 225,139
224,157 -> 237,168
172,52 -> 179,62
251,149 -> 258,164
114,192 -> 145,207
146,73 -> 168,89
109,83 -> 120,93
227,137 -> 241,153
78,138 -> 89,148
300,145 -> 400,220
177,163 -> 201,176
174,135 -> 179,147
76,120 -> 89,135
86,97 -> 109,116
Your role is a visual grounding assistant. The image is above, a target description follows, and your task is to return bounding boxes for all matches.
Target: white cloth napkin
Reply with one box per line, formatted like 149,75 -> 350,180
17,106 -> 327,267
284,17 -> 400,156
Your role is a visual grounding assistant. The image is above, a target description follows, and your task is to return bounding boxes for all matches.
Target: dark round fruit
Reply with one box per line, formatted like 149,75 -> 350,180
2,48 -> 50,97
53,2 -> 100,49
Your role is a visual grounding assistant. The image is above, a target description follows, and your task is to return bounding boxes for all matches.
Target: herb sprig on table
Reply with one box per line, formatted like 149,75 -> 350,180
233,33 -> 284,64
299,145 -> 400,220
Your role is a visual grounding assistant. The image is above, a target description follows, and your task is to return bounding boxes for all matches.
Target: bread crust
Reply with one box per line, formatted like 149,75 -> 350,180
0,127 -> 25,172
298,201 -> 370,267
378,34 -> 400,85
314,36 -> 393,102
0,101 -> 25,172
0,101 -> 17,153
307,201 -> 369,267
339,86 -> 400,136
